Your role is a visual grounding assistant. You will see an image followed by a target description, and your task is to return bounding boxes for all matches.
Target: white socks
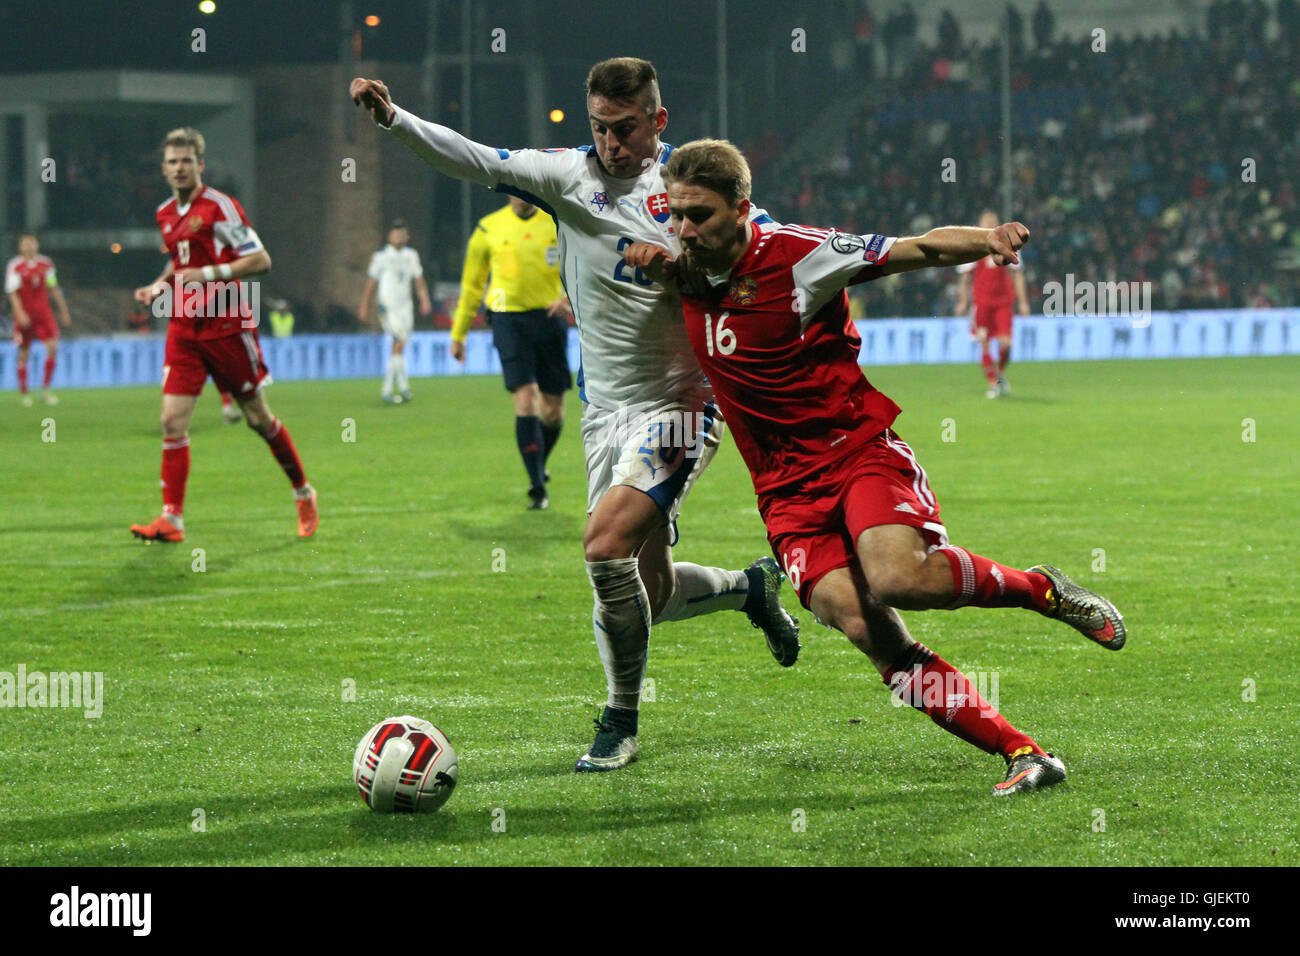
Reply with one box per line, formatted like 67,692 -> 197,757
587,557 -> 651,712
653,562 -> 748,625
394,354 -> 408,393
382,354 -> 408,396
587,560 -> 751,711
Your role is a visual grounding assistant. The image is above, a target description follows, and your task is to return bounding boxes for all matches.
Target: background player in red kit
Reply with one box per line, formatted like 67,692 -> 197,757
6,233 -> 72,406
129,127 -> 317,543
955,209 -> 1030,397
624,139 -> 1126,796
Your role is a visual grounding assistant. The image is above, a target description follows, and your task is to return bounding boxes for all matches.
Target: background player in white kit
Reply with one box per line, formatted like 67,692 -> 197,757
359,219 -> 432,403
351,58 -> 800,772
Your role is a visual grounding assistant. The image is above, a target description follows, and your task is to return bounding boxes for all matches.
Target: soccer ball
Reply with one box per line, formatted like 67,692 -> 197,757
353,715 -> 458,813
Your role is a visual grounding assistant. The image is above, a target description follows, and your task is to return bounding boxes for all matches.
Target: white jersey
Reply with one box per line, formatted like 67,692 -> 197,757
367,244 -> 423,313
385,105 -> 774,412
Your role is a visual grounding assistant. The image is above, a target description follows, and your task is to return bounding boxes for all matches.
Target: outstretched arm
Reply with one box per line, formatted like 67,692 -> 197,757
881,222 -> 1029,276
351,77 -> 556,197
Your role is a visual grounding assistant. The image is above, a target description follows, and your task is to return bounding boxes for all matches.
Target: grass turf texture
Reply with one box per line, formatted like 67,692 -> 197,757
1,356 -> 1296,866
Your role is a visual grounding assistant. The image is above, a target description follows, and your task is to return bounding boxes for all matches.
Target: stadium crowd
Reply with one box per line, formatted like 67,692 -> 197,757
751,0 -> 1300,317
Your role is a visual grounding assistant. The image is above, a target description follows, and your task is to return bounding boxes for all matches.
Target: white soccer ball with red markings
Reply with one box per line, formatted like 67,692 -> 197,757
353,715 -> 458,813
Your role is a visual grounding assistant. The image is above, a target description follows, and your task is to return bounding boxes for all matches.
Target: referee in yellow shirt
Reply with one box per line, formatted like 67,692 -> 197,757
451,195 -> 572,510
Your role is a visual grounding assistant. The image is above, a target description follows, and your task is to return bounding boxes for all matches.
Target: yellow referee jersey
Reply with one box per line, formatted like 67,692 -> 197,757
451,203 -> 563,341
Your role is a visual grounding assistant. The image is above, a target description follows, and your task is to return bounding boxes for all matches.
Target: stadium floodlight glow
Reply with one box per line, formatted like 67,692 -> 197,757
365,14 -> 380,26
198,0 -> 215,13
549,108 -> 565,123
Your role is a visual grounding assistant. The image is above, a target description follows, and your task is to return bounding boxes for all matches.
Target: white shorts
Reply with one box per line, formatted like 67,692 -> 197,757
581,396 -> 725,524
379,305 -> 413,341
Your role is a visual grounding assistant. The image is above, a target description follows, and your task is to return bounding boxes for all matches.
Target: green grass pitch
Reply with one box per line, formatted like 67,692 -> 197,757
1,355 -> 1296,866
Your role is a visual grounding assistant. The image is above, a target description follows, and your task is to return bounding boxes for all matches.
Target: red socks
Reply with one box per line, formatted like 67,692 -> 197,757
980,343 -> 997,384
157,419 -> 305,521
997,343 -> 1011,372
161,436 -> 191,516
261,418 -> 306,489
17,365 -> 28,395
936,545 -> 1052,610
883,643 -> 1043,759
43,355 -> 55,388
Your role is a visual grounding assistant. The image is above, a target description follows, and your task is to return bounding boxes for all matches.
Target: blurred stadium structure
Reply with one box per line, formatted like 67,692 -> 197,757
0,0 -> 1296,339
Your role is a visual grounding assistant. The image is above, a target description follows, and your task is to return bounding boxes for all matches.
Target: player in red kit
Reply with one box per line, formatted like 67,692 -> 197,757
623,140 -> 1125,797
6,233 -> 71,406
955,209 -> 1030,397
129,127 -> 318,543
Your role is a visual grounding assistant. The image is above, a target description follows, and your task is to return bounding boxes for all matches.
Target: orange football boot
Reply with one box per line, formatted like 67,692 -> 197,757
296,488 -> 319,538
130,515 -> 184,542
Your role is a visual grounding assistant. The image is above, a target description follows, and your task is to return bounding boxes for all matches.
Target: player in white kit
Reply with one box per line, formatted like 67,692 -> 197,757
359,219 -> 432,403
352,58 -> 800,772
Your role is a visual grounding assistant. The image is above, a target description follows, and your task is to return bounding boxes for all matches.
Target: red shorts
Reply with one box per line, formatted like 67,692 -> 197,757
12,310 -> 57,347
974,303 -> 1013,338
759,429 -> 948,609
163,329 -> 271,398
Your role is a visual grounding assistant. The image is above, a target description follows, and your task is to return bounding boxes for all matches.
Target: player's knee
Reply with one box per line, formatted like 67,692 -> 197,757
862,562 -> 924,608
513,387 -> 540,417
160,412 -> 186,438
241,401 -> 272,432
583,529 -> 636,563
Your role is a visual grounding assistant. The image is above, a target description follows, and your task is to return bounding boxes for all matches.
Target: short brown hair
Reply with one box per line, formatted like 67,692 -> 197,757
585,57 -> 661,116
663,138 -> 752,208
161,127 -> 205,161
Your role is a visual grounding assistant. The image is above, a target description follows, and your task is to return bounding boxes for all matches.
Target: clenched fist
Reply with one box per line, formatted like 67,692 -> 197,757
350,77 -> 396,127
621,242 -> 678,284
987,222 -> 1030,266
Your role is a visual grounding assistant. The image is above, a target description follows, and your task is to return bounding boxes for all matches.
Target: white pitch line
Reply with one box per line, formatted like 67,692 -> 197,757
1,568 -> 459,618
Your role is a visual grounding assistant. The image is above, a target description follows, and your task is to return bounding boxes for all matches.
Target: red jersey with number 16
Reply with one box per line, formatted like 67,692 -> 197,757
678,221 -> 902,493
154,185 -> 265,339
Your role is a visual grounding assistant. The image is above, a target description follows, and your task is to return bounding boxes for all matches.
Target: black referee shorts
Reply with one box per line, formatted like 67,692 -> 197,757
488,308 -> 573,394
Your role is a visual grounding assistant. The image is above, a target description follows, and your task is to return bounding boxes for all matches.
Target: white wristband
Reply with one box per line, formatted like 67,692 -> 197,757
201,265 -> 216,281
218,263 -> 233,279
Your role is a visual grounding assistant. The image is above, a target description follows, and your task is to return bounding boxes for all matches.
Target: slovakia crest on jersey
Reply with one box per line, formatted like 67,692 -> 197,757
647,192 -> 670,223
729,276 -> 758,305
